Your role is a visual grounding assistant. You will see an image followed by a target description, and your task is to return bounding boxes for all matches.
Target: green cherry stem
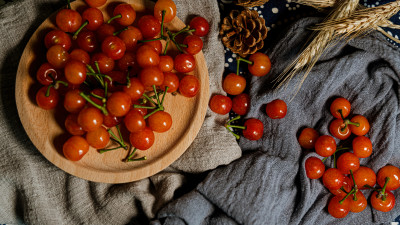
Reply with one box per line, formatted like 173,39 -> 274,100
72,21 -> 88,40
67,0 -> 71,9
163,40 -> 170,55
153,85 -> 161,106
160,86 -> 169,106
224,115 -> 243,140
133,104 -> 156,109
79,92 -> 109,115
127,156 -> 147,162
143,107 -> 162,120
99,146 -> 123,153
322,147 -> 351,162
339,189 -> 355,204
142,93 -> 157,106
107,14 -> 122,24
160,10 -> 166,37
349,170 -> 358,201
45,80 -> 68,97
138,37 -> 164,43
107,127 -> 128,150
237,56 -> 253,65
379,177 -> 390,200
113,27 -> 128,36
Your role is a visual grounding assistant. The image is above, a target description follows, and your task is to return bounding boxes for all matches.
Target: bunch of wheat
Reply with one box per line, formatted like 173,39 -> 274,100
278,0 -> 400,93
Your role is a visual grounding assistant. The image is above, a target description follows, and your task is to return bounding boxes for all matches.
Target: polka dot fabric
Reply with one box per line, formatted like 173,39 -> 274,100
217,0 -> 400,223
218,0 -> 400,74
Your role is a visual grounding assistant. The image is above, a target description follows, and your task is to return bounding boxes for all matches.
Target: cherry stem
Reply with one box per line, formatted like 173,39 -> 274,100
143,107 -> 162,120
79,92 -> 109,115
163,40 -> 170,55
160,87 -> 169,106
113,27 -> 128,36
364,184 -> 380,192
127,156 -> 147,162
225,115 -> 243,140
322,147 -> 350,162
179,44 -> 188,48
153,85 -> 161,106
167,30 -> 183,53
142,93 -> 157,106
104,81 -> 108,99
349,170 -> 359,201
133,104 -> 156,109
99,146 -> 123,153
138,37 -> 164,43
160,10 -> 166,37
45,80 -> 68,97
227,125 -> 246,129
379,177 -> 390,200
237,56 -> 253,65
338,109 -> 345,120
67,0 -> 71,9
236,57 -> 241,75
107,14 -> 122,24
107,127 -> 128,150
340,187 -> 349,194
90,92 -> 105,101
172,25 -> 192,38
72,21 -> 88,40
126,71 -> 131,88
347,121 -> 360,127
339,189 -> 355,204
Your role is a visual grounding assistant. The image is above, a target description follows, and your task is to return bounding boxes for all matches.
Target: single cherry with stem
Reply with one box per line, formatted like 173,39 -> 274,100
225,116 -> 264,141
72,7 -> 104,39
107,3 -> 136,26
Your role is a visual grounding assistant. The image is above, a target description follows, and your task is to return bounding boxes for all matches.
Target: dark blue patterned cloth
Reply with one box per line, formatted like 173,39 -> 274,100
218,0 -> 400,223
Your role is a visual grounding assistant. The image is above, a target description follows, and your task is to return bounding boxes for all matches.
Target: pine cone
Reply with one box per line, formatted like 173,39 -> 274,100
220,9 -> 268,57
236,0 -> 269,7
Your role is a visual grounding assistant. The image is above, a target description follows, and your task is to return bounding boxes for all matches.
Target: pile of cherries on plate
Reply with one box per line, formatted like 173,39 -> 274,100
209,52 -> 288,141
299,97 -> 399,218
35,0 -> 210,162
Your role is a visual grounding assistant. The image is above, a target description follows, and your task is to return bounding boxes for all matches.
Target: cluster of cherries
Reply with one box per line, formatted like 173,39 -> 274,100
35,0 -> 210,162
208,52 -> 288,140
299,97 -> 399,218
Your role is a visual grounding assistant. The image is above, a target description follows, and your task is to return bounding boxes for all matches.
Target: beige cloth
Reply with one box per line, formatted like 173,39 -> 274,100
0,0 -> 241,224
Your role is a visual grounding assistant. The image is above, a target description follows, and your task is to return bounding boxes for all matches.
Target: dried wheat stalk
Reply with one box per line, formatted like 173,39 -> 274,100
312,0 -> 400,39
276,0 -> 358,90
291,0 -> 335,9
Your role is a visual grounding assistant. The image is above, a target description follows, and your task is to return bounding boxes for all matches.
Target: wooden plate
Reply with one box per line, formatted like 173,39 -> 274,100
15,0 -> 209,183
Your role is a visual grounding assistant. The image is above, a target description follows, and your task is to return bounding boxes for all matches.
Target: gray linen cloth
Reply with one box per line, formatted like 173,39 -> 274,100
154,18 -> 400,224
0,0 -> 241,224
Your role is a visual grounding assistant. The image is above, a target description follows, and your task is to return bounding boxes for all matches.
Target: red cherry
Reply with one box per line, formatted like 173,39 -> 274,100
63,136 -> 89,161
242,118 -> 264,141
76,30 -> 98,52
159,55 -> 174,72
265,99 -> 287,119
64,60 -> 87,85
189,16 -> 210,37
90,53 -> 115,73
70,49 -> 90,64
174,54 -> 196,73
154,0 -> 177,23
123,77 -> 145,102
298,128 -> 319,150
209,95 -> 232,115
129,127 -> 155,150
85,0 -> 106,8
315,135 -> 336,157
336,152 -> 360,175
106,91 -> 131,117
328,195 -> 351,218
248,53 -> 271,77
124,110 -> 146,133
179,75 -> 200,98
110,4 -> 136,26
139,66 -> 164,88
65,114 -> 85,136
349,115 -> 370,136
148,111 -> 173,133
371,191 -> 396,212
329,119 -> 351,140
232,93 -> 250,116
101,36 -> 126,60
36,86 -> 59,110
136,45 -> 160,68
96,23 -> 116,43
56,8 -> 82,33
46,45 -> 70,69
222,73 -> 246,96
44,30 -> 71,51
36,63 -> 59,85
77,107 -> 104,132
377,165 -> 400,191
352,136 -> 373,158
183,35 -> 203,55
330,97 -> 351,119
86,126 -> 110,149
118,26 -> 143,51
322,168 -> 344,190
305,157 -> 325,179
351,166 -> 376,189
81,7 -> 104,31
138,15 -> 161,39
161,72 -> 179,93
64,89 -> 86,113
